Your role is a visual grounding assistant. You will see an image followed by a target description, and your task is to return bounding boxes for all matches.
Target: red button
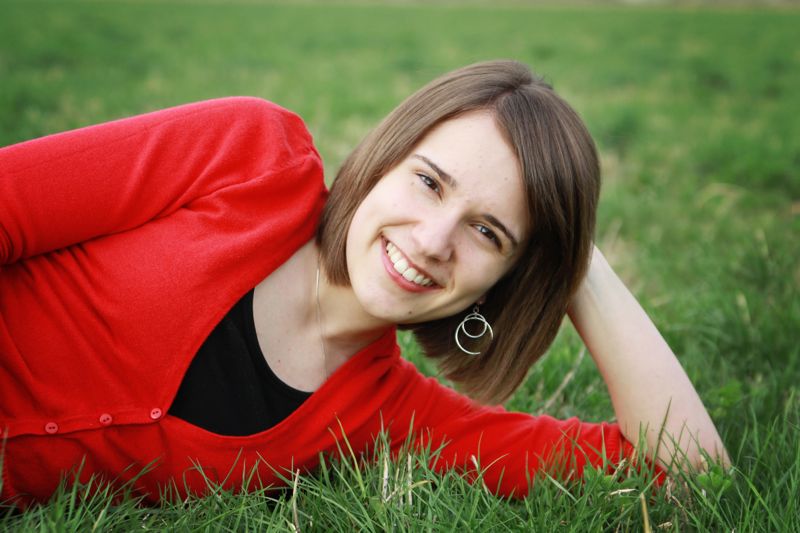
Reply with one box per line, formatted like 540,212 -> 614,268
99,413 -> 113,426
149,408 -> 163,420
44,422 -> 59,434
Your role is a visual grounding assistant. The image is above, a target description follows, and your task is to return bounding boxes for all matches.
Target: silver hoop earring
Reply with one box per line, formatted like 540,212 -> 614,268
455,306 -> 494,356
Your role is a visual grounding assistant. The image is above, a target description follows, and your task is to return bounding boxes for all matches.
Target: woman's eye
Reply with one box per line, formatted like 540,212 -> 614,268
475,224 -> 502,249
417,173 -> 440,194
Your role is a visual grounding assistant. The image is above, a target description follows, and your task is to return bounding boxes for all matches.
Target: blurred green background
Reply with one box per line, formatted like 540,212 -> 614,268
2,0 -> 799,528
3,0 -> 798,460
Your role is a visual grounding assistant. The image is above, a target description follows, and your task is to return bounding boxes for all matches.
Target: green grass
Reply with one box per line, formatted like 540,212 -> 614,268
2,0 -> 799,530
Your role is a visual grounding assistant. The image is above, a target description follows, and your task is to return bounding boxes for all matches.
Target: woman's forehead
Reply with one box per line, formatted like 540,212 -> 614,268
410,111 -> 529,237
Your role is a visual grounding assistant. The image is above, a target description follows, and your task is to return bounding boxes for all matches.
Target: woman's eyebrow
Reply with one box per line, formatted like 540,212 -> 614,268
484,214 -> 519,250
412,153 -> 519,250
412,154 -> 457,188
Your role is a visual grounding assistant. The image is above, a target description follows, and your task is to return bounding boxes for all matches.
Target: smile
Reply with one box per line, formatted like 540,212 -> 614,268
381,238 -> 439,292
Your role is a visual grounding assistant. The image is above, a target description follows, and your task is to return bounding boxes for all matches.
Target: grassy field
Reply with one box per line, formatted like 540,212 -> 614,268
2,0 -> 799,530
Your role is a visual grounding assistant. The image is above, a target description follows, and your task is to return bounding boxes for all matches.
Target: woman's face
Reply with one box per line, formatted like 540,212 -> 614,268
346,110 -> 529,324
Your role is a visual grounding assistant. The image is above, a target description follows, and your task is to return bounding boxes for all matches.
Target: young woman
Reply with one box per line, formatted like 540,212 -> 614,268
0,60 -> 727,506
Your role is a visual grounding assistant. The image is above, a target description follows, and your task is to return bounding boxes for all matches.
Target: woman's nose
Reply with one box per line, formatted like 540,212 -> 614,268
411,214 -> 457,262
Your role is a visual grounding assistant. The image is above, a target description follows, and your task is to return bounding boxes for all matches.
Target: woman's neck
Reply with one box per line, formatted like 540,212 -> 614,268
253,239 -> 392,386
312,249 -> 392,368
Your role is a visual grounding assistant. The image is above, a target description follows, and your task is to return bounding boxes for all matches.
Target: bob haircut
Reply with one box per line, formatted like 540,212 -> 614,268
317,60 -> 600,405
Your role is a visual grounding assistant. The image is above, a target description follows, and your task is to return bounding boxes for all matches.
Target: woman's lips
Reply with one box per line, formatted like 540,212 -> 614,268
380,238 -> 440,293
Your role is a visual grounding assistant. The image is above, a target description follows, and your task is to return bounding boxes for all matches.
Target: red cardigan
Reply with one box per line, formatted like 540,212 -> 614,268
0,97 -> 632,507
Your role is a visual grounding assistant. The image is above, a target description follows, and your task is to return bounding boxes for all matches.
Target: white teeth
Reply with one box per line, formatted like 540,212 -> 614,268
385,240 -> 434,287
402,268 -> 418,281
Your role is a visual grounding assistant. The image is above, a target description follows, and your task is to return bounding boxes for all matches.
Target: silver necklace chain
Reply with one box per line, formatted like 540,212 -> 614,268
315,262 -> 329,379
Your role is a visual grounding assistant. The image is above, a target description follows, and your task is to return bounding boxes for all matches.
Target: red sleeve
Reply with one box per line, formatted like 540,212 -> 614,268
0,97 -> 318,265
0,97 -> 326,435
382,358 -> 637,498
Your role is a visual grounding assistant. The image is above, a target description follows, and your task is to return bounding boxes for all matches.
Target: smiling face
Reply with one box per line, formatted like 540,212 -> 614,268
345,110 -> 529,324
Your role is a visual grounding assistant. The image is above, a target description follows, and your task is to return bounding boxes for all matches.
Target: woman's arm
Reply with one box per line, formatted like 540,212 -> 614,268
567,246 -> 730,472
0,97 -> 317,266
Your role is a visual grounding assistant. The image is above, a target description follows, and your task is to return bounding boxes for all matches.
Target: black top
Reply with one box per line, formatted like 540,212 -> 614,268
168,289 -> 312,436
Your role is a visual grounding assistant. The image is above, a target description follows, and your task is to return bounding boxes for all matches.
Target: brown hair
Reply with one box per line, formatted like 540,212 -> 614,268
317,60 -> 599,405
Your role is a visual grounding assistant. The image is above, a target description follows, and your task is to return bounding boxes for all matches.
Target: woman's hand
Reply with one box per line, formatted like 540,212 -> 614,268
567,246 -> 730,472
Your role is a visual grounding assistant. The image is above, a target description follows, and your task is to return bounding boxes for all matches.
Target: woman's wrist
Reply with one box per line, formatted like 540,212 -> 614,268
568,245 -> 616,320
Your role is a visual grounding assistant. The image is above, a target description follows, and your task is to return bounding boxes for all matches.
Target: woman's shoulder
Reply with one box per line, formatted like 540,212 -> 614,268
157,96 -> 321,171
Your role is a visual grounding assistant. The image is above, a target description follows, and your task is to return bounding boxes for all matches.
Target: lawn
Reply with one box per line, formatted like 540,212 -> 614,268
1,0 -> 798,530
